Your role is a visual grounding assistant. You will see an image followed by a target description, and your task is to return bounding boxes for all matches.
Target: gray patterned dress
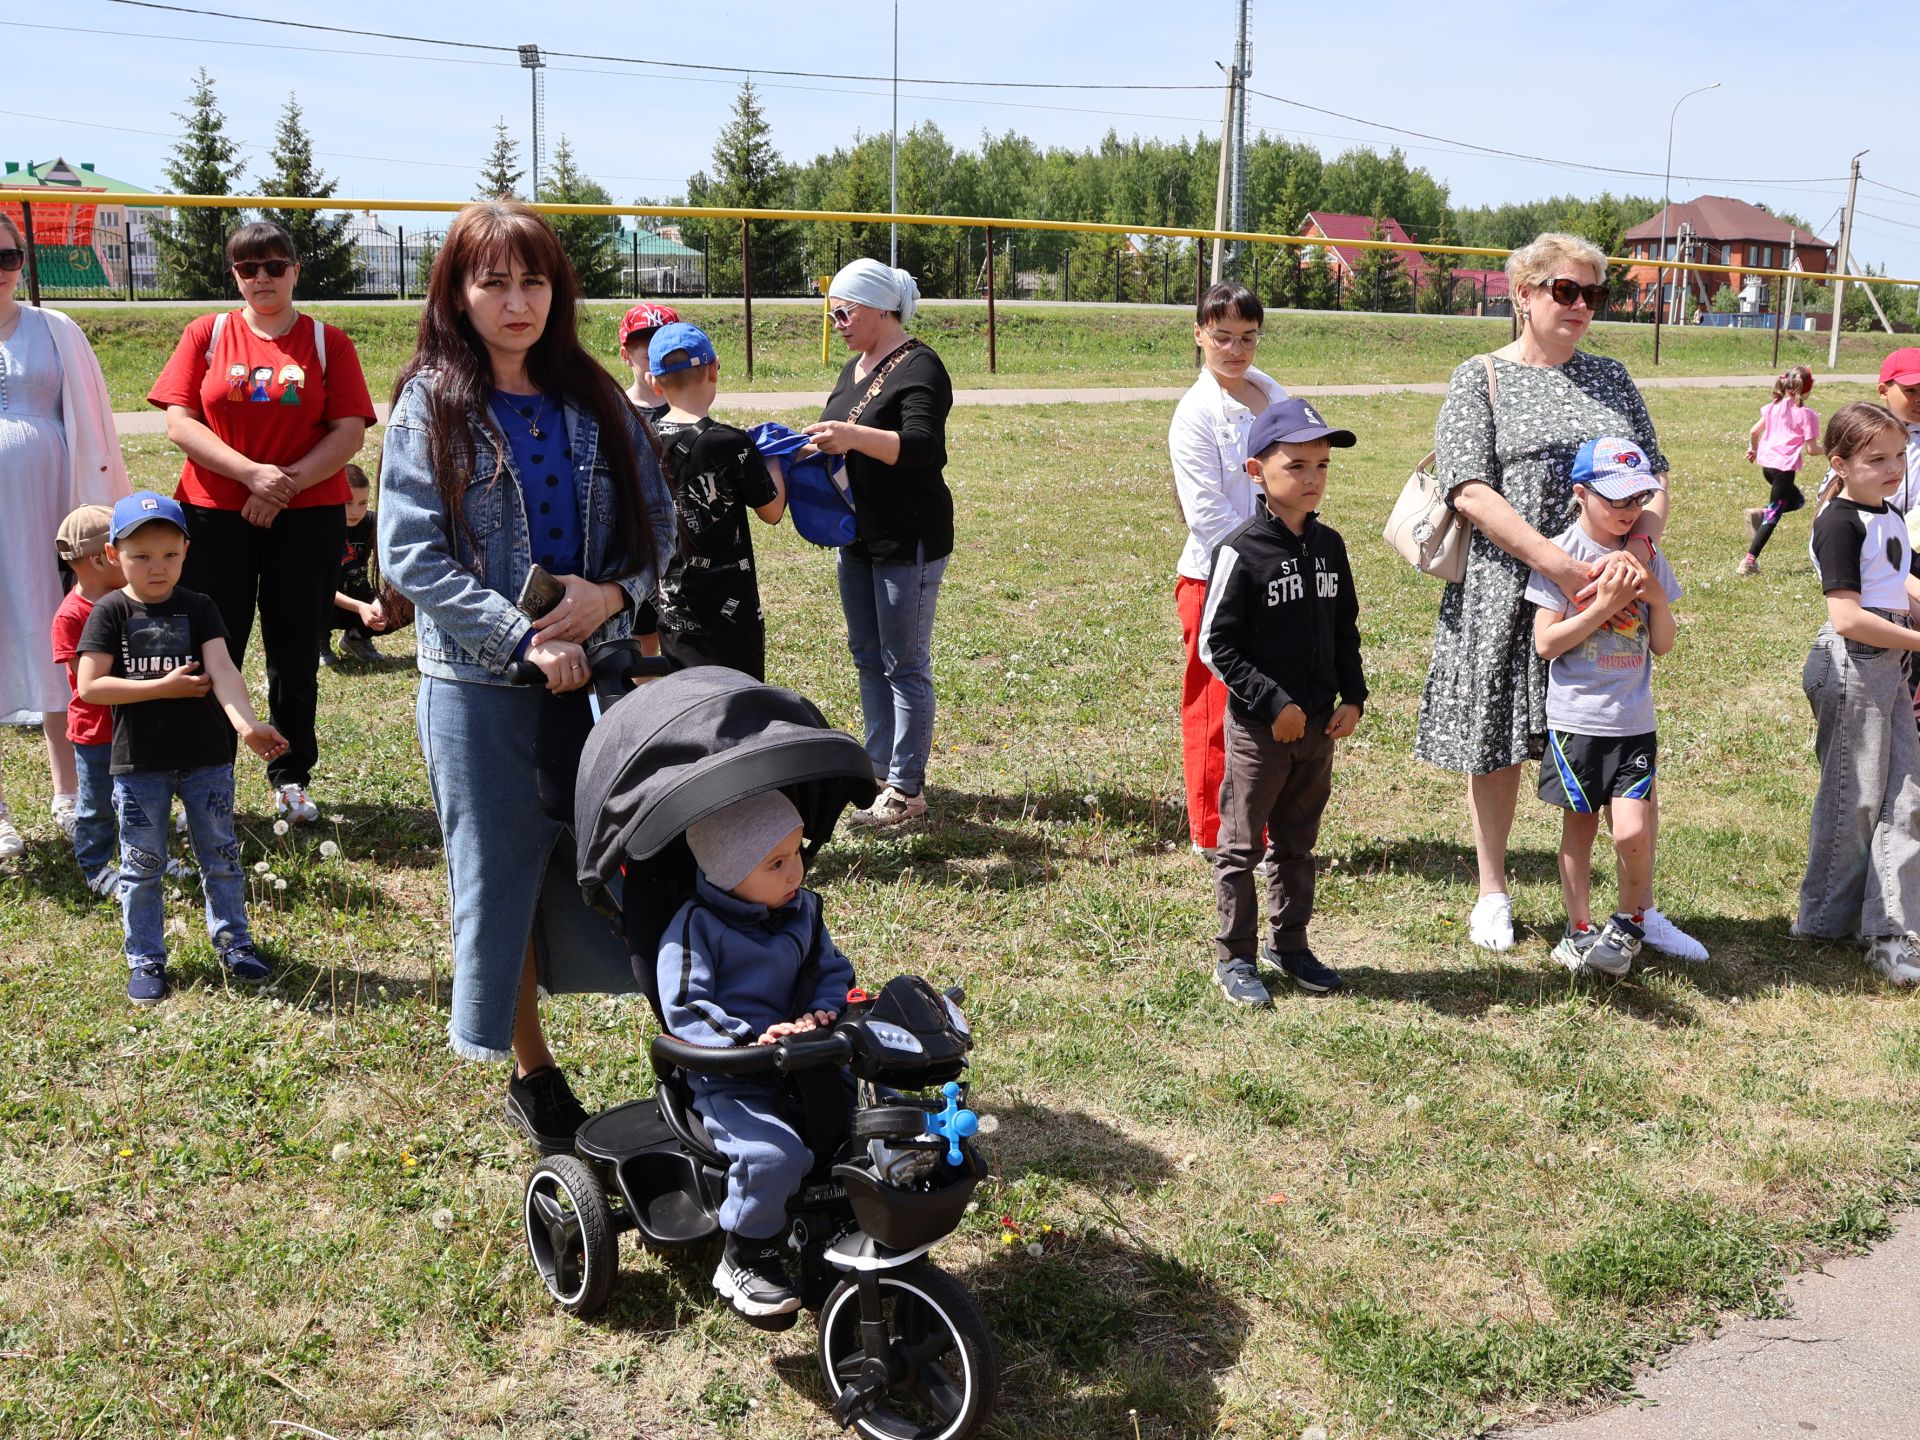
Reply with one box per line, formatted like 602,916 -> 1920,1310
1414,350 -> 1668,775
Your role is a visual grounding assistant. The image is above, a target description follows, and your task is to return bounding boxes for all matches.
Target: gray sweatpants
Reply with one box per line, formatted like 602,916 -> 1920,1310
1797,622 -> 1920,941
1214,710 -> 1335,958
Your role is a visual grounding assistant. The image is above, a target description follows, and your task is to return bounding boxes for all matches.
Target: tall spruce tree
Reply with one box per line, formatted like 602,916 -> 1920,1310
537,136 -> 622,298
153,69 -> 245,299
477,119 -> 525,201
257,95 -> 360,297
1346,208 -> 1411,312
1418,222 -> 1458,314
687,82 -> 794,292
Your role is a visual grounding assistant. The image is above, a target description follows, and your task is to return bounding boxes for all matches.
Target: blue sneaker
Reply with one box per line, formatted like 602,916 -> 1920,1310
220,943 -> 272,985
1265,945 -> 1345,995
127,963 -> 169,1005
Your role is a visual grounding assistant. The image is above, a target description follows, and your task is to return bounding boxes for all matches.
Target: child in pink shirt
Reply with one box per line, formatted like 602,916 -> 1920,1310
1738,366 -> 1820,575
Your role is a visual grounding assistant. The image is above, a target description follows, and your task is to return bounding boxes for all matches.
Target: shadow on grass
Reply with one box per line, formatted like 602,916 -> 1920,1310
1335,834 -> 1564,891
242,801 -> 446,870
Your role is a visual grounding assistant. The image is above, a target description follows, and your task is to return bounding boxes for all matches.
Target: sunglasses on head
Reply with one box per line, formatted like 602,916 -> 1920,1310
0,248 -> 24,273
1539,277 -> 1607,311
233,258 -> 294,279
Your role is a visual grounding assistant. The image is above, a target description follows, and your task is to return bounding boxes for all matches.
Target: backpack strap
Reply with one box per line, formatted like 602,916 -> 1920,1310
204,310 -> 329,378
312,314 -> 328,378
203,311 -> 230,369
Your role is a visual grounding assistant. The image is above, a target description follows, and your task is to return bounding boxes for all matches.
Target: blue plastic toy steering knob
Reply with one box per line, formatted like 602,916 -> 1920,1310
926,1081 -> 979,1167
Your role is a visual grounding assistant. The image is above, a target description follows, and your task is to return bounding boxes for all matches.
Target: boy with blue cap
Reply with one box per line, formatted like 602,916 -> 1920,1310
1525,437 -> 1688,976
75,492 -> 289,1004
648,322 -> 787,680
1200,398 -> 1368,1006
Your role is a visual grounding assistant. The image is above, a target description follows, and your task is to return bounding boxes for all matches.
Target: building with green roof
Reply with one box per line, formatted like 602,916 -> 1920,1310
2,157 -> 166,295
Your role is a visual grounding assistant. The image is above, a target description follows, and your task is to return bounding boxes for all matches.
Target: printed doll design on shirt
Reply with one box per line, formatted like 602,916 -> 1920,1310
226,363 -> 249,403
248,366 -> 274,403
277,363 -> 304,406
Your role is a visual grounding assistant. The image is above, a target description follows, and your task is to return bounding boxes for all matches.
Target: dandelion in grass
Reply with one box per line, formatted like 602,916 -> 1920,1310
401,1151 -> 418,1169
318,840 -> 339,859
274,878 -> 287,892
430,1207 -> 455,1232
253,861 -> 270,875
330,1142 -> 351,1164
273,819 -> 289,837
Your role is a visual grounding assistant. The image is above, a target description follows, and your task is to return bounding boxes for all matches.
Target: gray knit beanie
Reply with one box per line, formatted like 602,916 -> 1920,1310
687,790 -> 804,892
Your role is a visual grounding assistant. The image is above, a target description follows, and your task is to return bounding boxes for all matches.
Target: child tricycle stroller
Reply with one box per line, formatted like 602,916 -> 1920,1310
518,661 -> 998,1440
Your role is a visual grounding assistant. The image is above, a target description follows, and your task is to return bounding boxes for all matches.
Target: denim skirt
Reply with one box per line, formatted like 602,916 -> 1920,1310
417,676 -> 637,1061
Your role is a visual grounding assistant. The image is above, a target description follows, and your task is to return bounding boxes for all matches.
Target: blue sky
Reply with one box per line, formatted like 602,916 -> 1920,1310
7,0 -> 1920,277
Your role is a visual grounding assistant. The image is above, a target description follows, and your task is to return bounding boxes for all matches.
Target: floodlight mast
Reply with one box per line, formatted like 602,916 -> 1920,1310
519,45 -> 546,198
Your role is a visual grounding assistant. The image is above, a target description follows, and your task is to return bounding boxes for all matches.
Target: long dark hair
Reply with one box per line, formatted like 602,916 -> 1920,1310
394,201 -> 656,577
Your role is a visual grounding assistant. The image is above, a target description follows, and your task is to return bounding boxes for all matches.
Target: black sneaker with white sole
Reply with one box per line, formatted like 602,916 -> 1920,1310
504,1065 -> 591,1155
714,1232 -> 802,1316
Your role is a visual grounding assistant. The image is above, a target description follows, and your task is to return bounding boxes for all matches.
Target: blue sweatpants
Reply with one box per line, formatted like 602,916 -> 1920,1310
690,1076 -> 812,1241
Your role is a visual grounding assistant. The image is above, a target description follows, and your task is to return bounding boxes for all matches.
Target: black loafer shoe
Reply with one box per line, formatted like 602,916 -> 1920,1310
505,1064 -> 590,1154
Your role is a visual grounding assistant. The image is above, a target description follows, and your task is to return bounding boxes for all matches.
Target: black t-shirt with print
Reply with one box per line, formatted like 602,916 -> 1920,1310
77,587 -> 236,776
654,416 -> 778,635
1810,498 -> 1919,610
338,511 -> 376,601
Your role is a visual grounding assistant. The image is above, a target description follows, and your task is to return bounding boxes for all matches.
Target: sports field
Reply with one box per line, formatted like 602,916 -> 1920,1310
2,322 -> 1913,1439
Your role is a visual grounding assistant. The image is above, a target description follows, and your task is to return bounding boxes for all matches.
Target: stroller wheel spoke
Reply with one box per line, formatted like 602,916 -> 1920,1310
911,1360 -> 966,1420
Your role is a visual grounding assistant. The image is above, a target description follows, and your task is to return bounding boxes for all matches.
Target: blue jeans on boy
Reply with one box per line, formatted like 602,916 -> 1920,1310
72,741 -> 117,876
114,765 -> 252,969
837,547 -> 948,796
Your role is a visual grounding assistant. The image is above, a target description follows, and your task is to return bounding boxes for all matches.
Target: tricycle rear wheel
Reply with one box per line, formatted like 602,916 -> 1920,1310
524,1155 -> 617,1317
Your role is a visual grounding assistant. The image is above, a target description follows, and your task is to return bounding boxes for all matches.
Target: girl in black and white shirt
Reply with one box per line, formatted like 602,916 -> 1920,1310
1799,403 -> 1920,982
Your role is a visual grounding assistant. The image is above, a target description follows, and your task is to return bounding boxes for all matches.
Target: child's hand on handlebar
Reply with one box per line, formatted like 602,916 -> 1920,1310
527,639 -> 590,693
755,1010 -> 840,1045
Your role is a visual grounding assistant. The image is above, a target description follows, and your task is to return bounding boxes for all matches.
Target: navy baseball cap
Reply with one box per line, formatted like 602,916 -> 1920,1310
1571,436 -> 1665,500
109,491 -> 189,543
647,321 -> 717,376
1248,397 -> 1357,456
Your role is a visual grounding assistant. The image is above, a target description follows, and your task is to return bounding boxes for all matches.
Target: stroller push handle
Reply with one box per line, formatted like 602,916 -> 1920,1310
505,637 -> 676,691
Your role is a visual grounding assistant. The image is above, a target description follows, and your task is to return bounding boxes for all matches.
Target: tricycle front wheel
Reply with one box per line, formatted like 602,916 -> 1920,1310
817,1260 -> 997,1440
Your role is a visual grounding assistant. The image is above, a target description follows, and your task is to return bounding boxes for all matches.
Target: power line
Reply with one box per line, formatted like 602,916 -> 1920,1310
1862,176 -> 1920,204
104,2 -> 1218,91
1245,85 -> 1847,189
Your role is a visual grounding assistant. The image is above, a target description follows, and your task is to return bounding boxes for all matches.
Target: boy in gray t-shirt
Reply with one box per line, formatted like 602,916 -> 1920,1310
1524,437 -> 1683,977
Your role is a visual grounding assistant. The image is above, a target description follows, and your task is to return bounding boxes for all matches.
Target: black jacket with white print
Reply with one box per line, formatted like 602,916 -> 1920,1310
1200,508 -> 1367,725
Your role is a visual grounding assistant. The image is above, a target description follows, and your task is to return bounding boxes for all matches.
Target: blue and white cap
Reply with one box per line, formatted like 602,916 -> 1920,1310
1571,437 -> 1664,500
647,322 -> 718,377
109,491 -> 189,543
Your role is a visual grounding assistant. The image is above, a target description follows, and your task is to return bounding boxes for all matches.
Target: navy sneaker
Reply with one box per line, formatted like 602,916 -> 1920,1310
220,943 -> 272,985
505,1065 -> 591,1154
1265,945 -> 1345,995
714,1233 -> 802,1317
127,963 -> 169,1006
1213,958 -> 1273,1009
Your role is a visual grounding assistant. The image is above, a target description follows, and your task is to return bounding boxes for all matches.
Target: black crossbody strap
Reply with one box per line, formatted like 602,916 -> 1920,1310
843,338 -> 923,427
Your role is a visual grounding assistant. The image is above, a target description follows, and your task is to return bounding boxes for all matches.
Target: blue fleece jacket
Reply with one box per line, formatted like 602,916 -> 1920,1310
657,871 -> 857,1048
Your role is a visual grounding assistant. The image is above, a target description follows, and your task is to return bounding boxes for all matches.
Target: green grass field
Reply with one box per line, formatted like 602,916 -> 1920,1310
5,379 -> 1918,1440
68,300 -> 1897,412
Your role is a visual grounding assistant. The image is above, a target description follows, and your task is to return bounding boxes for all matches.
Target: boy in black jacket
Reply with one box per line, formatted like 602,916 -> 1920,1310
1200,398 -> 1367,1005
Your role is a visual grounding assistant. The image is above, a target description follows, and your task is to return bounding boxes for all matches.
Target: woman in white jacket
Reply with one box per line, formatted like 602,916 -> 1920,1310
1168,281 -> 1286,853
0,213 -> 130,857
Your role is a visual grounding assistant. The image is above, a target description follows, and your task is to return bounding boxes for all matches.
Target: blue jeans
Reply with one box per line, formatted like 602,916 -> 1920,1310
837,548 -> 948,796
417,676 -> 638,1062
114,765 -> 251,969
72,741 -> 116,875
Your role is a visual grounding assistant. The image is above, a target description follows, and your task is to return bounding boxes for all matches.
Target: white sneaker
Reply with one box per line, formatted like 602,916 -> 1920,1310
1866,935 -> 1920,987
847,785 -> 928,829
1640,907 -> 1708,962
274,783 -> 319,825
0,804 -> 22,860
1469,892 -> 1514,952
51,794 -> 78,838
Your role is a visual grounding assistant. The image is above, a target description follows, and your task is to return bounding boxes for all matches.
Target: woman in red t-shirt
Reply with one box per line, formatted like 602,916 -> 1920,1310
148,221 -> 375,822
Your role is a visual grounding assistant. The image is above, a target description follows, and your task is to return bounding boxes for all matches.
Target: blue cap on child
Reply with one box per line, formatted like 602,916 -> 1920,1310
1571,437 -> 1665,499
647,322 -> 718,377
109,491 -> 189,543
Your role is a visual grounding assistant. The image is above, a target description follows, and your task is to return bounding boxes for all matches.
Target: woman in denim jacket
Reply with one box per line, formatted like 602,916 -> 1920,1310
379,203 -> 674,1153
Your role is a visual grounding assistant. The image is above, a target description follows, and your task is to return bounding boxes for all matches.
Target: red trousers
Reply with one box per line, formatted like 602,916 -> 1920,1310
1176,575 -> 1228,849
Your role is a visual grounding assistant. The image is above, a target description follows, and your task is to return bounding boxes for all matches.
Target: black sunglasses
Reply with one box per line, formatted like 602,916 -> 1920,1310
0,248 -> 24,274
1540,277 -> 1608,311
233,258 -> 295,279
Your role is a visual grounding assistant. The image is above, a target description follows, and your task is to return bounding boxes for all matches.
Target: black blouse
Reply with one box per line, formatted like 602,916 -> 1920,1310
818,342 -> 955,565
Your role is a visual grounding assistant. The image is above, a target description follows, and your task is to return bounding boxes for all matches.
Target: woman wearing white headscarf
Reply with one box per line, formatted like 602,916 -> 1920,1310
802,258 -> 954,828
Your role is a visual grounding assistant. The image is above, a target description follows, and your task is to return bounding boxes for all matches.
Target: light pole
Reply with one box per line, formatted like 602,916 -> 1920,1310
1653,80 -> 1718,365
518,45 -> 546,198
889,0 -> 899,267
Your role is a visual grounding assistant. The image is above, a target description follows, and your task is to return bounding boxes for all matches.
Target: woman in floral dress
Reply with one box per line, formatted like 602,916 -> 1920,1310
1415,231 -> 1703,960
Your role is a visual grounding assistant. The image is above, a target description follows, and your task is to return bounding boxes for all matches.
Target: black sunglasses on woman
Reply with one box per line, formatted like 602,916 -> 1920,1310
0,247 -> 24,273
1539,277 -> 1608,311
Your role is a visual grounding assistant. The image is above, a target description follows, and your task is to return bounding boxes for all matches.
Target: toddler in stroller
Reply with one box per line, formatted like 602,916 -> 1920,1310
521,661 -> 998,1440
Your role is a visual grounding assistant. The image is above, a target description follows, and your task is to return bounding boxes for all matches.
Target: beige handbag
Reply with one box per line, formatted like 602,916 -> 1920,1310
1383,354 -> 1498,585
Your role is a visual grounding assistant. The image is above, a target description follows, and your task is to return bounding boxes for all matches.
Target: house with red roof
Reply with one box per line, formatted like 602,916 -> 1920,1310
1297,211 -> 1508,311
1621,196 -> 1831,313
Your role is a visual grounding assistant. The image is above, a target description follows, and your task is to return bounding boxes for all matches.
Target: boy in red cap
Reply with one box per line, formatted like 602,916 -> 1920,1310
618,302 -> 679,426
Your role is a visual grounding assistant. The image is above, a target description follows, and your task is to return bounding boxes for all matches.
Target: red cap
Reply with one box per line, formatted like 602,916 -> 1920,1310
621,303 -> 679,344
1879,347 -> 1920,386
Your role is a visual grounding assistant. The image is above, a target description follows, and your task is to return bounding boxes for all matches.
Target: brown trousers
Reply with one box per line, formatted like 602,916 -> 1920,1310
1214,710 -> 1335,959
